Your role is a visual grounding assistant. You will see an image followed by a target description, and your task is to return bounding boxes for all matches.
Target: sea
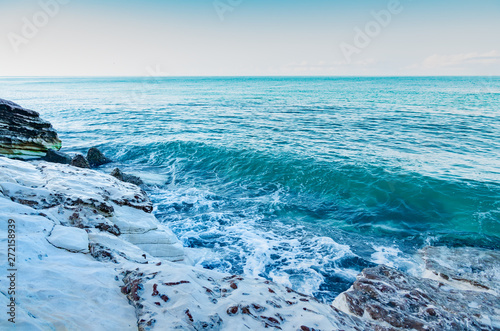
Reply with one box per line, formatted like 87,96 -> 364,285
2,76 -> 499,302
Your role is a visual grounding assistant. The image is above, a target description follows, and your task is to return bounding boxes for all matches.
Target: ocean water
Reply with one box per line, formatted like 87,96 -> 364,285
2,76 -> 499,302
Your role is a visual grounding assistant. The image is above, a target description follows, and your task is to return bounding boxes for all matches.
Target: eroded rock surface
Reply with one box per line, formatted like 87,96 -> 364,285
0,99 -> 61,159
47,225 -> 90,253
0,157 -> 183,261
421,246 -> 500,295
333,265 -> 500,330
1,156 -> 499,330
119,264 -> 378,331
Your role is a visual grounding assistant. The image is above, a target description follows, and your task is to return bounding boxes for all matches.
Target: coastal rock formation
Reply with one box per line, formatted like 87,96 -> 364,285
0,157 -> 183,260
421,246 -> 500,294
43,148 -> 72,164
111,167 -> 144,186
71,153 -> 90,168
1,156 -> 499,330
0,99 -> 61,159
333,265 -> 500,330
120,265 -> 377,331
87,147 -> 111,168
47,225 -> 90,253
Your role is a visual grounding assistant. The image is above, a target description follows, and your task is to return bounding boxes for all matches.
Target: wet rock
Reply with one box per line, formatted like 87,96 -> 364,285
43,148 -> 72,164
87,147 -> 111,168
111,167 -> 144,186
0,98 -> 62,159
119,267 -> 377,331
421,246 -> 500,294
71,154 -> 90,169
333,265 -> 500,330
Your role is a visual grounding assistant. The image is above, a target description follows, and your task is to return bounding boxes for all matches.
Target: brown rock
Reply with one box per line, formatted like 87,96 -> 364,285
71,154 -> 90,168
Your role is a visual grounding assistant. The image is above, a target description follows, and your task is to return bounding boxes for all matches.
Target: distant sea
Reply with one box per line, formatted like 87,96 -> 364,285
2,76 -> 499,302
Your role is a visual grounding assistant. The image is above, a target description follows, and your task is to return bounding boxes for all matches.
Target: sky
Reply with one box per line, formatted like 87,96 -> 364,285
1,0 -> 499,76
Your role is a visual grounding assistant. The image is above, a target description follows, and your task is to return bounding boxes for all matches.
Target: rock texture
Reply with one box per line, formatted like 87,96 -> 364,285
71,153 -> 90,168
333,264 -> 500,330
1,156 -> 499,330
0,99 -> 61,159
111,167 -> 144,186
47,225 -> 90,253
119,265 -> 377,331
43,148 -> 72,164
87,147 -> 111,168
0,157 -> 183,260
421,246 -> 500,294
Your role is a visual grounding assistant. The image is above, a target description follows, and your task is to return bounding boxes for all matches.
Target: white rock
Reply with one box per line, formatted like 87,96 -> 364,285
0,157 -> 184,261
47,225 -> 89,253
111,205 -> 158,234
0,196 -> 137,331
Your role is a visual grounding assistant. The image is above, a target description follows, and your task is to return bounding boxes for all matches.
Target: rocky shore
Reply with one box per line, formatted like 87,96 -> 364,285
1,99 -> 499,330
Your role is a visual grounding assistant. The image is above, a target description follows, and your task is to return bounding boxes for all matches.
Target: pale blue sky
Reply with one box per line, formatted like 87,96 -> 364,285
1,0 -> 499,76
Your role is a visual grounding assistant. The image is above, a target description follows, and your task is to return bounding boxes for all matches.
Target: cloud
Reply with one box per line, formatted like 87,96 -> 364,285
278,59 -> 379,75
421,51 -> 500,69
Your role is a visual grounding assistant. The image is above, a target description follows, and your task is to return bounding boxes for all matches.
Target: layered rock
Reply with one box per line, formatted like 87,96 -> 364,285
0,99 -> 61,159
333,264 -> 500,330
0,157 -> 184,261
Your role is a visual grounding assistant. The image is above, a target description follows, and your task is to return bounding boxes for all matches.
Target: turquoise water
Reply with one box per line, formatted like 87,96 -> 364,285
2,76 -> 499,301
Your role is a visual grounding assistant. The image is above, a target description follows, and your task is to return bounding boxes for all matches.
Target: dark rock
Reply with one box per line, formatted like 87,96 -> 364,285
111,168 -> 144,186
87,147 -> 111,168
335,265 -> 500,330
71,154 -> 90,169
43,149 -> 72,164
95,223 -> 121,236
0,98 -> 62,159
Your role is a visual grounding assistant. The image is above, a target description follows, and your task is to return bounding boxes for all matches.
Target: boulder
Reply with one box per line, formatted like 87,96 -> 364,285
43,149 -> 72,164
0,98 -> 61,159
71,154 -> 90,169
111,167 -> 143,186
87,147 -> 111,168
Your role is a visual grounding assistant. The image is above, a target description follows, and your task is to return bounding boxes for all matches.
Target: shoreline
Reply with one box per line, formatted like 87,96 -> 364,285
1,98 -> 499,330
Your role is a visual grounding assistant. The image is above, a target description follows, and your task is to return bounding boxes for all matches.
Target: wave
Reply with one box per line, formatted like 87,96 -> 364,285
109,140 -> 500,248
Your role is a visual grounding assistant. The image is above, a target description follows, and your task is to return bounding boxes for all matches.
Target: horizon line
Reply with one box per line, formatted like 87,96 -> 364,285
1,75 -> 499,78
